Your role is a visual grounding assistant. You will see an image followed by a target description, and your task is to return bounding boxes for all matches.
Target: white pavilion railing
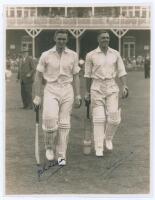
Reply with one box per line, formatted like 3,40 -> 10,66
6,17 -> 150,29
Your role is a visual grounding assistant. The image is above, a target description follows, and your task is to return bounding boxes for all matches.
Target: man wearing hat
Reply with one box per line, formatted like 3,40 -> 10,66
17,49 -> 35,109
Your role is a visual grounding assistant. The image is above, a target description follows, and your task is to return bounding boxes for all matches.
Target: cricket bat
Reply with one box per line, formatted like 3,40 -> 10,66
35,106 -> 40,165
83,99 -> 92,155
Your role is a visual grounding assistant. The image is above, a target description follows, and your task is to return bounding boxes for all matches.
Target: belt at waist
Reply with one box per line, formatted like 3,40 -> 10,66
92,78 -> 116,84
46,81 -> 72,87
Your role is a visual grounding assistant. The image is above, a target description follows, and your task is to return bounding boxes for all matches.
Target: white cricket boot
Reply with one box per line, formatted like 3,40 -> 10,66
95,148 -> 104,157
58,157 -> 66,166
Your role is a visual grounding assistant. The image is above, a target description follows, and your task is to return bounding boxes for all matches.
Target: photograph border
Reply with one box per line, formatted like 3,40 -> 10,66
1,0 -> 154,199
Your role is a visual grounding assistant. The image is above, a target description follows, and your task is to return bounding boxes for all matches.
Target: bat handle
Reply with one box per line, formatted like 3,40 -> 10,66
87,105 -> 90,119
85,99 -> 90,119
35,106 -> 39,124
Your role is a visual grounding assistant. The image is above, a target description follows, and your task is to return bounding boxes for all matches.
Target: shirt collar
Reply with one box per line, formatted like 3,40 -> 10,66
50,46 -> 70,53
96,46 -> 112,53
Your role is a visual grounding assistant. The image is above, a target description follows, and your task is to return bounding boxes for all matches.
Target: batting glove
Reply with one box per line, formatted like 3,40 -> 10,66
84,92 -> 91,105
122,86 -> 129,99
74,95 -> 82,108
33,96 -> 41,109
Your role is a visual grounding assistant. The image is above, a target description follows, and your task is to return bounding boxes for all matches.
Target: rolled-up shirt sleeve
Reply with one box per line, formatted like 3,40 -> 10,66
72,53 -> 80,75
84,53 -> 93,78
117,53 -> 127,78
36,53 -> 46,73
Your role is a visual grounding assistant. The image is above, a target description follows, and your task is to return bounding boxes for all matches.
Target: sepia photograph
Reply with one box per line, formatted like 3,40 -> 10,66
3,1 -> 152,197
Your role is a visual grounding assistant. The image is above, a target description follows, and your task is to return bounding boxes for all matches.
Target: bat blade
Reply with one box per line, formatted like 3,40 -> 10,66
35,123 -> 40,165
83,116 -> 92,155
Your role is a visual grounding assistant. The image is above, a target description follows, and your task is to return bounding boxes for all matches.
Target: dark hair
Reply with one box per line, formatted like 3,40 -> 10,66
54,29 -> 68,38
97,30 -> 110,38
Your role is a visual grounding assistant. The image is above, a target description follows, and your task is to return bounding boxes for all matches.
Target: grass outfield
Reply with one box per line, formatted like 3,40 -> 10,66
5,71 -> 150,194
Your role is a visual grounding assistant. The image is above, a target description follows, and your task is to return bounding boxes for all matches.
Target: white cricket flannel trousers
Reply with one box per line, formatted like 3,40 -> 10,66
91,79 -> 121,152
42,82 -> 74,159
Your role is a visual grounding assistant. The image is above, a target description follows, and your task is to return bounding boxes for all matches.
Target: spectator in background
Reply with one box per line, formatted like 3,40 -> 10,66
136,55 -> 144,70
126,57 -> 133,70
33,57 -> 38,68
6,56 -> 12,81
6,55 -> 11,70
132,56 -> 137,71
17,50 -> 35,109
68,8 -> 77,18
88,9 -> 92,17
123,57 -> 126,64
48,8 -> 55,18
144,55 -> 150,78
55,8 -> 64,17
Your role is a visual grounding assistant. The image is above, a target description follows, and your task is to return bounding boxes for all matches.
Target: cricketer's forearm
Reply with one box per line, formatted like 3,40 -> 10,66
34,71 -> 43,98
73,73 -> 81,97
85,78 -> 92,94
119,75 -> 127,87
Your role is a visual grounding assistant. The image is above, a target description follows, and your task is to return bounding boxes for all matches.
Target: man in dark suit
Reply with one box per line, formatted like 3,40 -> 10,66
17,50 -> 35,109
144,55 -> 150,79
